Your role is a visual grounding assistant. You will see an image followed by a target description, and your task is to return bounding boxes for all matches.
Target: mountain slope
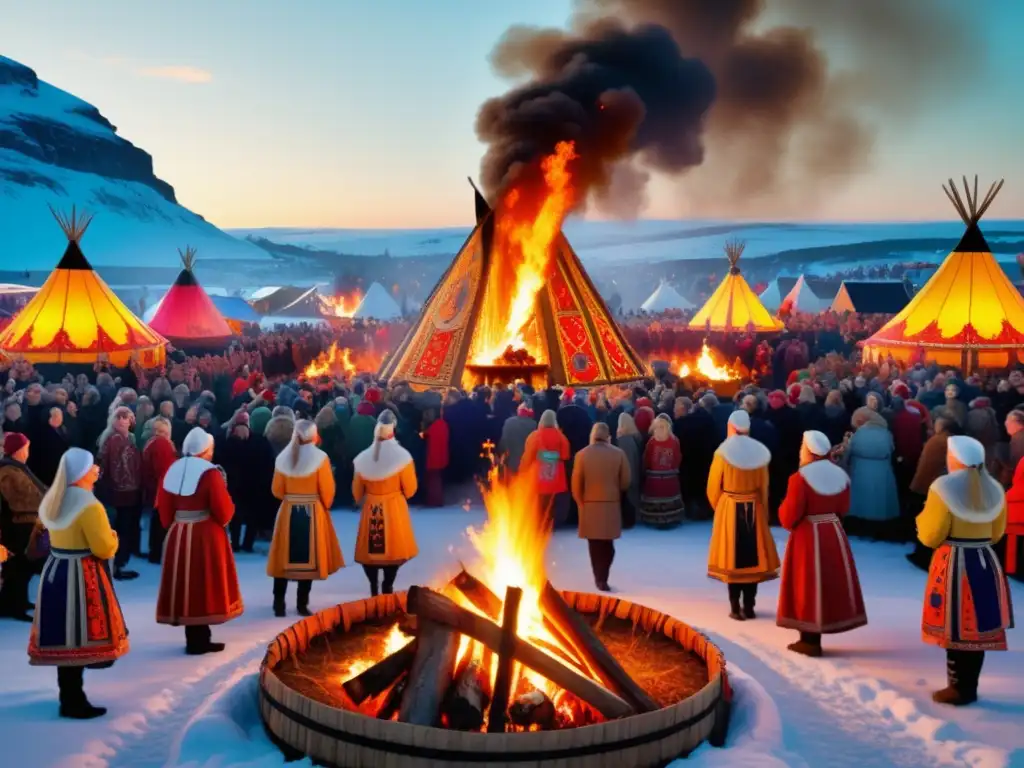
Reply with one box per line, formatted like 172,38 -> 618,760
0,55 -> 270,275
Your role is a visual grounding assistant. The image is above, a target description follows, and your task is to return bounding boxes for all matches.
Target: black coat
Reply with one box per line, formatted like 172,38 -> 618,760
557,404 -> 593,458
675,409 -> 717,500
215,433 -> 277,528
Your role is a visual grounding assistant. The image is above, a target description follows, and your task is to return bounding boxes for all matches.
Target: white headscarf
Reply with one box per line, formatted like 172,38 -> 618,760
183,427 -> 214,457
38,448 -> 95,530
162,427 -> 216,497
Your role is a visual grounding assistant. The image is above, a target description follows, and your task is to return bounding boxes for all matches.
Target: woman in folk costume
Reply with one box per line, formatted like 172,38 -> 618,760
707,410 -> 780,621
267,420 -> 343,617
640,413 -> 684,527
353,410 -> 418,597
156,428 -> 243,654
918,435 -> 1013,706
520,410 -> 571,525
28,448 -> 128,719
777,431 -> 867,657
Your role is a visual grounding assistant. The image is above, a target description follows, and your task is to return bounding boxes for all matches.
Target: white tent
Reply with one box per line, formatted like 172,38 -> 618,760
640,281 -> 694,312
353,282 -> 402,320
758,279 -> 784,311
780,275 -> 825,313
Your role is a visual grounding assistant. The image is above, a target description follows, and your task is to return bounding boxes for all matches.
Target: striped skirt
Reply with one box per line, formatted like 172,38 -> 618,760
28,548 -> 129,667
922,538 -> 1013,651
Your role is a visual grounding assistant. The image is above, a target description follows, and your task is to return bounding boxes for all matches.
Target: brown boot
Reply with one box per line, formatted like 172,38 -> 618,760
787,640 -> 822,657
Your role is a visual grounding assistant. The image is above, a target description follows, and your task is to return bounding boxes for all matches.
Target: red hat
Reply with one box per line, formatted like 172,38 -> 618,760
2,432 -> 28,457
768,390 -> 787,407
891,382 -> 910,399
787,383 -> 802,406
636,397 -> 654,409
517,403 -> 534,418
365,387 -> 382,404
356,401 -> 376,416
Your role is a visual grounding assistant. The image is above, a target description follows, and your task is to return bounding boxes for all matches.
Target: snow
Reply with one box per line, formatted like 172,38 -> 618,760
353,281 -> 402,321
641,281 -> 694,312
2,508 -> 1020,768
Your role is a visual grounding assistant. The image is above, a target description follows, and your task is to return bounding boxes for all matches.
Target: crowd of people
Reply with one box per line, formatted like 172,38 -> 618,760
0,316 -> 1019,721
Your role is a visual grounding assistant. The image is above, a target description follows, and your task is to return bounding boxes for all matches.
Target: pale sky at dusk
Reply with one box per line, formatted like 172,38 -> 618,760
2,0 -> 1022,229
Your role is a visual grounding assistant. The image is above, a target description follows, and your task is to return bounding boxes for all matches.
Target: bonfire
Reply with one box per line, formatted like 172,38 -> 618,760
303,342 -> 356,379
320,291 -> 362,319
677,342 -> 742,382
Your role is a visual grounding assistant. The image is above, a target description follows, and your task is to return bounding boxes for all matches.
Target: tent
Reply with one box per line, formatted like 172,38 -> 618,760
778,274 -> 825,314
640,280 -> 694,312
688,241 -> 784,333
250,285 -> 324,316
863,176 -> 1024,370
0,207 -> 165,367
353,282 -> 402,320
830,281 -> 912,314
210,295 -> 261,323
758,278 -> 785,311
145,247 -> 235,349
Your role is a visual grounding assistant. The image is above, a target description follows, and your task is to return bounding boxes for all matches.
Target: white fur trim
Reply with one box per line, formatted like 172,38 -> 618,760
274,442 -> 328,478
64,449 -> 93,487
353,439 -> 413,482
163,457 -> 216,497
930,470 -> 1004,524
948,435 -> 985,468
40,486 -> 96,531
716,434 -> 770,470
799,460 -> 849,496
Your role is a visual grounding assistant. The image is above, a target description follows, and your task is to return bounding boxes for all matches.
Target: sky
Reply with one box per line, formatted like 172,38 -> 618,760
1,0 -> 1023,229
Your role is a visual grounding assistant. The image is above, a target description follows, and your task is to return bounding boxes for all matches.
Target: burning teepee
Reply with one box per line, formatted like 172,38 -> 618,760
863,177 -> 1021,371
0,207 -> 165,366
688,241 -> 783,333
379,146 -> 646,390
146,246 -> 235,350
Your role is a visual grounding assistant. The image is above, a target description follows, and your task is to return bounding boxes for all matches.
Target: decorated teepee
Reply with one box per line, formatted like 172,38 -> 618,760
641,280 -> 694,312
145,246 -> 235,349
379,183 -> 646,389
0,207 -> 165,366
863,176 -> 1023,371
688,241 -> 784,332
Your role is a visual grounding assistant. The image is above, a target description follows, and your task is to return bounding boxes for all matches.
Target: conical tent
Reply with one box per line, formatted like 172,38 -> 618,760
688,241 -> 784,332
353,282 -> 402,320
0,207 -> 165,366
379,182 -> 646,389
146,246 -> 235,349
758,279 -> 784,311
779,274 -> 824,314
641,280 -> 694,312
863,176 -> 1023,370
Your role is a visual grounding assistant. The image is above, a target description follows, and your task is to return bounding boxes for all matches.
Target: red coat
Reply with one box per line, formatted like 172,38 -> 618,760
522,427 -> 570,495
1005,457 -> 1024,574
776,460 -> 867,634
890,407 -> 924,466
156,462 -> 243,626
642,436 -> 682,500
425,418 -> 450,471
141,435 -> 177,507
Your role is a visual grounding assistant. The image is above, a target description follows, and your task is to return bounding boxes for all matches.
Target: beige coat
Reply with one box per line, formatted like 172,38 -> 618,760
572,442 -> 630,541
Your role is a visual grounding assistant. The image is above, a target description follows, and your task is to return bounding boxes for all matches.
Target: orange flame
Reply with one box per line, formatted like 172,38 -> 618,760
321,291 -> 363,318
304,342 -> 356,378
676,342 -> 741,381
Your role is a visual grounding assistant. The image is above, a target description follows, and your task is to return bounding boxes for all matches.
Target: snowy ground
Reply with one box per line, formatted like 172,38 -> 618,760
1,506 -> 1021,768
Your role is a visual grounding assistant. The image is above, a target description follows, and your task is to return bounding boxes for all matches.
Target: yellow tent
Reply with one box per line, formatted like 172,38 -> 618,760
0,207 -> 166,367
862,177 -> 1023,371
688,241 -> 784,333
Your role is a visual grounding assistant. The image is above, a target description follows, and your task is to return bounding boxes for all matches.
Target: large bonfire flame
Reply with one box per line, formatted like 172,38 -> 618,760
303,342 -> 357,378
471,141 -> 577,365
321,291 -> 363,319
676,342 -> 741,382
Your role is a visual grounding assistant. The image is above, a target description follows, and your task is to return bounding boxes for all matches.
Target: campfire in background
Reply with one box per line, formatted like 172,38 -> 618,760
677,342 -> 742,382
320,291 -> 363,319
302,342 -> 386,380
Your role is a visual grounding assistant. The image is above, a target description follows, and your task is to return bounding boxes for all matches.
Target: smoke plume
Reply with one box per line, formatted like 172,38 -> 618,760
477,0 -> 980,217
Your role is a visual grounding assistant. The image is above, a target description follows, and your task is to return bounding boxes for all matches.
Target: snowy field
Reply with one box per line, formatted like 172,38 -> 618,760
0,506 -> 1021,768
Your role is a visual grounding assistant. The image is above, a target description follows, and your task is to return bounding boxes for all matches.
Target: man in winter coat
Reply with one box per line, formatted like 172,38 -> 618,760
498,404 -> 537,474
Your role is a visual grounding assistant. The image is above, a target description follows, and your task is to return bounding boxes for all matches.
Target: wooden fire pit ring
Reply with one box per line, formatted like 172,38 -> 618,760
259,591 -> 731,768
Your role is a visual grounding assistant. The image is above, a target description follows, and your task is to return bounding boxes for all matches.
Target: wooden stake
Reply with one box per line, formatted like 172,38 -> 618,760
375,675 -> 407,720
487,586 -> 522,732
342,640 -> 417,705
444,660 -> 490,731
397,619 -> 460,726
406,586 -> 633,719
540,581 -> 659,713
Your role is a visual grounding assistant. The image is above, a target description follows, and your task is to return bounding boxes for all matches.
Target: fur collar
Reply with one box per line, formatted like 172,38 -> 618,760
930,470 -> 1004,524
799,460 -> 849,496
41,486 -> 96,531
275,442 -> 328,478
163,457 -> 216,497
716,435 -> 771,470
353,438 -> 413,481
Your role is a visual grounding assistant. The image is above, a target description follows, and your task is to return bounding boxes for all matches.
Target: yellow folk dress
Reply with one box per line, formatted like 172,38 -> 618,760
353,438 -> 419,566
707,435 -> 780,584
267,443 -> 344,580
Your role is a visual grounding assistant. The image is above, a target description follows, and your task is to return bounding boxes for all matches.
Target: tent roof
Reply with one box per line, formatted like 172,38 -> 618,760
640,281 -> 694,312
780,275 -> 825,314
353,281 -> 402,320
146,263 -> 235,347
210,295 -> 261,323
831,281 -> 912,314
0,284 -> 39,296
689,242 -> 783,332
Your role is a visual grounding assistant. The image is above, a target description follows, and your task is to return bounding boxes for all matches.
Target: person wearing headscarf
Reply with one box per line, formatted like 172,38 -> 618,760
572,422 -> 631,591
639,414 -> 684,527
249,405 -> 273,437
521,410 -> 572,526
267,420 -> 343,616
917,436 -> 1013,706
216,412 -> 276,552
141,417 -> 177,563
776,431 -> 867,657
264,406 -> 296,458
707,410 -> 779,621
0,432 -> 48,621
843,406 -> 900,539
29,448 -> 128,719
353,411 -> 418,596
156,428 -> 243,654
498,403 -> 537,476
98,405 -> 142,580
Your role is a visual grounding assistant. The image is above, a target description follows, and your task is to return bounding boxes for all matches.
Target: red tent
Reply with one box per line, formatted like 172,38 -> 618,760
148,246 -> 234,350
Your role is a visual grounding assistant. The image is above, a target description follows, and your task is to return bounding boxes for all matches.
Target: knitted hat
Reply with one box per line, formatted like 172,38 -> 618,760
2,432 -> 28,457
728,410 -> 751,432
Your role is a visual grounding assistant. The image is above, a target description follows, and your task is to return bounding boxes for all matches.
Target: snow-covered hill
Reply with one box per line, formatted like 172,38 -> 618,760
0,55 -> 270,273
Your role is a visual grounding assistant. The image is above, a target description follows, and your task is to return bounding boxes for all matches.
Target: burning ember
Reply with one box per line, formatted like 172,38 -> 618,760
676,342 -> 741,382
470,141 -> 577,365
303,342 -> 356,379
320,291 -> 362,318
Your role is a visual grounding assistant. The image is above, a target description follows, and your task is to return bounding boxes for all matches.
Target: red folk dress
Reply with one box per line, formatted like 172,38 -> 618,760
640,436 -> 684,527
155,459 -> 244,626
776,459 -> 867,634
1004,456 -> 1024,575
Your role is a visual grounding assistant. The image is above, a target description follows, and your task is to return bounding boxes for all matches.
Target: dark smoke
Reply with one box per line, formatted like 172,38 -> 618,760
477,0 -> 981,217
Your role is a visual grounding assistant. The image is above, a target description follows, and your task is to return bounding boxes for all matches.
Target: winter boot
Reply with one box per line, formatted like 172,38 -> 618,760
728,587 -> 744,621
296,581 -> 313,617
58,668 -> 106,720
787,632 -> 822,657
933,651 -> 979,706
273,579 -> 287,617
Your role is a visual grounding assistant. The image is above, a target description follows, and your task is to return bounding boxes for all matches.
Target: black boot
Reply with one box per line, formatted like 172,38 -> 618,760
113,566 -> 139,581
363,566 -> 380,598
296,581 -> 312,617
273,578 -> 287,617
185,625 -> 224,655
58,667 -> 106,719
788,631 -> 823,657
905,542 -> 933,573
742,584 -> 758,620
933,650 -> 980,705
728,584 -> 745,621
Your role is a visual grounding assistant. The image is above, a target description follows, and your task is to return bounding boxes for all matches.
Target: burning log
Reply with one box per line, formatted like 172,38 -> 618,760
509,690 -> 556,730
540,582 -> 659,713
398,619 -> 460,726
406,586 -> 634,719
444,660 -> 491,731
376,675 -> 407,721
342,640 -> 417,705
487,586 -> 523,733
